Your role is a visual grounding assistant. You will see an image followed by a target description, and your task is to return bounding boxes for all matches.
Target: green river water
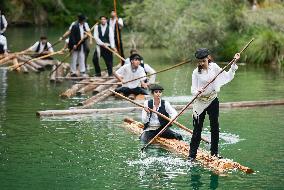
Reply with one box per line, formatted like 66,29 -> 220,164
0,27 -> 284,189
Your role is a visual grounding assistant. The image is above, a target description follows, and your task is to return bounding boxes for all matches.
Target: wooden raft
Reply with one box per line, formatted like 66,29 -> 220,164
37,99 -> 284,117
123,118 -> 253,174
0,54 -> 61,73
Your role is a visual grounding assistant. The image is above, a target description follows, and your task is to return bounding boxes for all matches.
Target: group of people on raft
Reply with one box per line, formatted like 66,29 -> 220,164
141,48 -> 240,161
1,8 -> 242,161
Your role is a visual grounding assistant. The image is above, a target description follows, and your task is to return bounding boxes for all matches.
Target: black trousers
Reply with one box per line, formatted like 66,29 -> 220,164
115,34 -> 125,65
115,87 -> 148,96
92,47 -> 113,76
84,44 -> 90,70
140,128 -> 183,143
189,98 -> 220,159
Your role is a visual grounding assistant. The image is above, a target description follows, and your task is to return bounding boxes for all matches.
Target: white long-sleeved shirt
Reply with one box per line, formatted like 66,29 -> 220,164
109,18 -> 124,31
69,21 -> 91,40
0,34 -> 7,52
115,64 -> 146,89
142,99 -> 177,127
29,41 -> 54,53
125,58 -> 156,84
0,15 -> 8,34
93,24 -> 115,48
191,62 -> 238,96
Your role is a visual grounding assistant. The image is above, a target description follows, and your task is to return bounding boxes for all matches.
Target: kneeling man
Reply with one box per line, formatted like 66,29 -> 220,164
141,84 -> 183,142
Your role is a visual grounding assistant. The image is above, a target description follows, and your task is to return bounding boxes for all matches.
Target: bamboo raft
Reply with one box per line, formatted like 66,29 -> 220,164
37,99 -> 284,117
123,117 -> 253,174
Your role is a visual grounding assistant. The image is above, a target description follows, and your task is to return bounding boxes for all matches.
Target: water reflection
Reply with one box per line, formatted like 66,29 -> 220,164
0,68 -> 7,135
190,169 -> 219,190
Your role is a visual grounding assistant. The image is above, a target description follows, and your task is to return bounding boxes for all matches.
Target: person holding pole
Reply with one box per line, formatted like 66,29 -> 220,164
109,10 -> 125,64
25,36 -> 54,58
114,53 -> 148,97
0,10 -> 8,35
141,84 -> 183,142
93,16 -> 117,77
188,48 -> 240,161
62,14 -> 91,77
0,34 -> 8,56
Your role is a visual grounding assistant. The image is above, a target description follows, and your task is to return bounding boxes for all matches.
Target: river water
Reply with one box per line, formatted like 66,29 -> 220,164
0,27 -> 284,189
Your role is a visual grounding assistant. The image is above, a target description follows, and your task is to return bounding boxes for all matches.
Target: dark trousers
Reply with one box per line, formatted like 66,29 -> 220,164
140,128 -> 183,143
115,36 -> 124,65
189,98 -> 220,159
92,47 -> 113,76
84,45 -> 90,71
115,86 -> 148,96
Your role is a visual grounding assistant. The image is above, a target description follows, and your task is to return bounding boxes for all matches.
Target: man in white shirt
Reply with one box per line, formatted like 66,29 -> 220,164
0,34 -> 8,56
141,84 -> 183,142
93,16 -> 117,77
63,14 -> 91,77
114,53 -> 148,97
0,10 -> 8,35
109,10 -> 125,64
188,48 -> 240,161
125,49 -> 156,84
26,36 -> 54,58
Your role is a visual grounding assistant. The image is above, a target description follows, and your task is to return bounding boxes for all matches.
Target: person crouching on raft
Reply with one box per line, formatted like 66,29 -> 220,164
141,84 -> 183,143
188,48 -> 240,161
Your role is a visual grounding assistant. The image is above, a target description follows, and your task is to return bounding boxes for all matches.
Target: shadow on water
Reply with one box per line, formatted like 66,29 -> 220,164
189,168 -> 219,190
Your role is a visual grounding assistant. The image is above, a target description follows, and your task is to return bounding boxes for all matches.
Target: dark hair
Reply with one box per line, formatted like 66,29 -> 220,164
130,53 -> 142,61
40,36 -> 47,40
130,49 -> 138,55
197,55 -> 213,74
100,16 -> 108,19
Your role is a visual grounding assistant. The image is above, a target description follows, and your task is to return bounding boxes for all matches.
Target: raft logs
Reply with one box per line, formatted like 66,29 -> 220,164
123,117 -> 253,174
60,64 -> 121,99
0,54 -> 63,73
36,99 -> 284,117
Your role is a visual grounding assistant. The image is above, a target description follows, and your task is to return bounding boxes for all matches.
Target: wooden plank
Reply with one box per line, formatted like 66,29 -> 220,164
123,117 -> 253,174
77,85 -> 118,108
37,99 -> 284,117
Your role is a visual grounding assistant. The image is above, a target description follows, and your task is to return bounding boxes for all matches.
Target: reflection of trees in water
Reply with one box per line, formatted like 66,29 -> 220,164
0,68 -> 7,129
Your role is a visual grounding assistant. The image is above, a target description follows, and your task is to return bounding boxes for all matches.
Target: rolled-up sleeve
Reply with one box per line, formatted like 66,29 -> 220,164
94,25 -> 104,46
144,64 -> 156,84
142,100 -> 150,123
165,101 -> 177,119
191,71 -> 199,96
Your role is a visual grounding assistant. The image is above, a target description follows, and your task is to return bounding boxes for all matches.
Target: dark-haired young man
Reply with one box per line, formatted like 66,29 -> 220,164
141,84 -> 183,142
114,53 -> 148,97
93,16 -> 116,77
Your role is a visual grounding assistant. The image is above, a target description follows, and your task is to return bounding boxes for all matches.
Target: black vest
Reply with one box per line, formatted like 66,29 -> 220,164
98,24 -> 110,43
144,99 -> 172,130
0,15 -> 4,30
108,19 -> 121,40
0,44 -> 4,54
68,22 -> 86,51
35,42 -> 48,53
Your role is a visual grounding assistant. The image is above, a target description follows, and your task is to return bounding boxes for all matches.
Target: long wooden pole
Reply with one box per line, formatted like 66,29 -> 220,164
114,0 -> 122,64
9,38 -> 63,69
110,89 -> 210,144
80,59 -> 190,85
84,32 -> 125,61
122,59 -> 191,84
141,38 -> 254,151
10,50 -> 65,71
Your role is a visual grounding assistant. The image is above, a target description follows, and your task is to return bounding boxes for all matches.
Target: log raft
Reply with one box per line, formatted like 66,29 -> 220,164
36,99 -> 284,117
123,118 -> 253,174
0,54 -> 63,73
